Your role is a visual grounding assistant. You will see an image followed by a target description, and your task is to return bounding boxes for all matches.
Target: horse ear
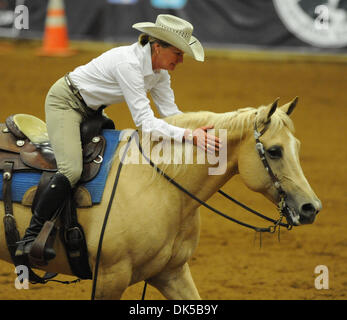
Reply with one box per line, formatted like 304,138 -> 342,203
280,96 -> 298,116
266,98 -> 279,121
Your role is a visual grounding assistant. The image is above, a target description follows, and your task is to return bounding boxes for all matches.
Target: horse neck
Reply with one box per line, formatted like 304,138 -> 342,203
152,111 -> 254,205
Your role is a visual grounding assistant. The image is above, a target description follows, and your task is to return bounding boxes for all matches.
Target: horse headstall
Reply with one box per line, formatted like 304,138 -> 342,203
253,113 -> 293,229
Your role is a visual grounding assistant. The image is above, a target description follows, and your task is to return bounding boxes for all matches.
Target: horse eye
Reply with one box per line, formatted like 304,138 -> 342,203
267,146 -> 282,159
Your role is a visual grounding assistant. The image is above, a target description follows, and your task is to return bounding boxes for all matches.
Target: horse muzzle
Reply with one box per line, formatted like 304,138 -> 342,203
298,199 -> 322,225
284,198 -> 322,226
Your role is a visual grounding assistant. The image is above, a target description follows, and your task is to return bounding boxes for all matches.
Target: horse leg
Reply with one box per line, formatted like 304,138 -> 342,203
148,262 -> 201,300
93,260 -> 132,300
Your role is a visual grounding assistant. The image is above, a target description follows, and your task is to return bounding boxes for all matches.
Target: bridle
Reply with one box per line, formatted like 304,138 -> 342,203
253,113 -> 295,229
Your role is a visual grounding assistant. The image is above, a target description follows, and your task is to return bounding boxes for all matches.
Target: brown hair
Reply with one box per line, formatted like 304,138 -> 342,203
138,33 -> 172,48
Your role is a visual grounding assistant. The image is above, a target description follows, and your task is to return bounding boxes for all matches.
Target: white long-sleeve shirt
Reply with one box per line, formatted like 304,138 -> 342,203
69,42 -> 186,142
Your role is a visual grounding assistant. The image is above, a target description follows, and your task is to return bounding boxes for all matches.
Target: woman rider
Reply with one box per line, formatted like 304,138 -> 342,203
16,14 -> 221,261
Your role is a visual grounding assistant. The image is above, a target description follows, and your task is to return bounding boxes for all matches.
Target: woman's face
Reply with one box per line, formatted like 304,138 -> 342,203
152,43 -> 184,71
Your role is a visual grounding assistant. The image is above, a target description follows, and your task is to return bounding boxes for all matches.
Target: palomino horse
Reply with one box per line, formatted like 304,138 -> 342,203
0,98 -> 321,299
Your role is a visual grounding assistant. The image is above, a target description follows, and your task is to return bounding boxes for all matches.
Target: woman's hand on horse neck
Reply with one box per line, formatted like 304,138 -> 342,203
184,125 -> 221,154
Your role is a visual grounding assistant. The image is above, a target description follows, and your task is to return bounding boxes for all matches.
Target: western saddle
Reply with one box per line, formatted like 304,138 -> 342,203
1,113 -> 107,180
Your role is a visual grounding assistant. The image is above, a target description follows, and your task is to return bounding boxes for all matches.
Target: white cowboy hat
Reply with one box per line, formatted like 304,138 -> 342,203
132,14 -> 204,62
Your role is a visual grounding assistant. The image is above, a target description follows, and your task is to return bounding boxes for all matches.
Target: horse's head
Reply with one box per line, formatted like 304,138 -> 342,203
237,98 -> 322,226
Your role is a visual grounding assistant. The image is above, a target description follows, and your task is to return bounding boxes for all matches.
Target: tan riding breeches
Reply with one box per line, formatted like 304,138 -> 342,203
45,77 -> 88,187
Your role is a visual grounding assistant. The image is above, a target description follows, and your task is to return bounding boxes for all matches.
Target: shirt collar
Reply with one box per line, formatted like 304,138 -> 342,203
142,42 -> 155,77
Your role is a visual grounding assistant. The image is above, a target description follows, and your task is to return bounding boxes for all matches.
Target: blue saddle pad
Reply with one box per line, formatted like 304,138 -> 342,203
0,129 -> 122,204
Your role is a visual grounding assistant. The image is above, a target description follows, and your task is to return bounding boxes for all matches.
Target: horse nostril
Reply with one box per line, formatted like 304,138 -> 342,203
301,203 -> 317,215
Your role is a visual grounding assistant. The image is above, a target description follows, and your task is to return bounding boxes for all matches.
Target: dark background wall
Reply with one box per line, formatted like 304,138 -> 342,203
1,0 -> 346,52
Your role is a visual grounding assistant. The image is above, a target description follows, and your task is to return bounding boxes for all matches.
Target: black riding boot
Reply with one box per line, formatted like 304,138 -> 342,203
15,172 -> 72,261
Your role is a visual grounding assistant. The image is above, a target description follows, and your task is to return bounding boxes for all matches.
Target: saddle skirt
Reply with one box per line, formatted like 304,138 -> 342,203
0,114 -> 122,207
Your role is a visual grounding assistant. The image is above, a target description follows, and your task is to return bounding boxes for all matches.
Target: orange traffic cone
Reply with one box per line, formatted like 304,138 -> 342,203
37,0 -> 76,56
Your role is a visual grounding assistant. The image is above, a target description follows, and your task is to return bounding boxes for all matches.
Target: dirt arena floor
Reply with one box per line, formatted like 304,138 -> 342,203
0,39 -> 346,300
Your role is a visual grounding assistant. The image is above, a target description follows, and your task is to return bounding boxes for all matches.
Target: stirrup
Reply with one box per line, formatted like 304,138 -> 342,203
28,220 -> 57,266
15,238 -> 35,257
